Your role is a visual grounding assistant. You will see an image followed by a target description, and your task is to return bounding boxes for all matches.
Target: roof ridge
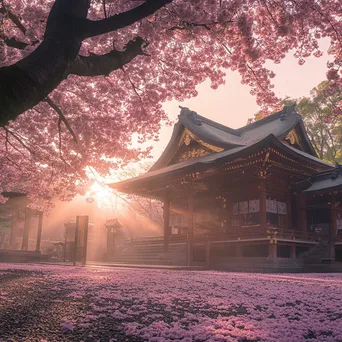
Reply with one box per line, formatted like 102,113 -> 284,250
236,105 -> 298,133
179,106 -> 239,135
194,113 -> 240,135
179,104 -> 299,136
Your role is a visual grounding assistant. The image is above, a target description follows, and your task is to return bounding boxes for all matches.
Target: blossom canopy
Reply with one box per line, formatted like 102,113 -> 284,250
0,0 -> 341,204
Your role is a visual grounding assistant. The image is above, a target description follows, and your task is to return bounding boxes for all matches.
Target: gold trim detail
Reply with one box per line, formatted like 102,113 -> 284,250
285,130 -> 300,147
178,148 -> 209,161
178,128 -> 224,152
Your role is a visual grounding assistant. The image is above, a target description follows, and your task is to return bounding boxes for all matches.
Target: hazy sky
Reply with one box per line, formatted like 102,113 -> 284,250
150,41 -> 331,159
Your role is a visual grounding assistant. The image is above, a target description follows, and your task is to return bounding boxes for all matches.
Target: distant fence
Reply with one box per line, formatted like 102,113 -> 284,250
125,228 -> 318,246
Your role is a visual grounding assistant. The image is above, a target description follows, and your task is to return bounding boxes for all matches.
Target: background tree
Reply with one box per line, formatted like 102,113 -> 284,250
295,82 -> 342,163
0,0 -> 341,205
251,81 -> 342,163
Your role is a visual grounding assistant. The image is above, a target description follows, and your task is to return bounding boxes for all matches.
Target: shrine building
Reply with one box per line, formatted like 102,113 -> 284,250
110,105 -> 342,271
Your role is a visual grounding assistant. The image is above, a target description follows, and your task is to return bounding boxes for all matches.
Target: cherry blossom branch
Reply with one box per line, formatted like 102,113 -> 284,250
261,0 -> 279,27
246,65 -> 268,93
2,126 -> 34,155
5,156 -> 21,168
1,129 -> 23,155
83,0 -> 172,38
222,43 -> 270,96
121,66 -> 144,102
310,4 -> 341,44
0,4 -> 27,34
3,37 -> 29,50
68,37 -> 147,77
45,97 -> 78,144
102,0 -> 107,18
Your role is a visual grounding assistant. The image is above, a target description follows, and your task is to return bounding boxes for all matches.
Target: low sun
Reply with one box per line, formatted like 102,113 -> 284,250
86,182 -> 114,209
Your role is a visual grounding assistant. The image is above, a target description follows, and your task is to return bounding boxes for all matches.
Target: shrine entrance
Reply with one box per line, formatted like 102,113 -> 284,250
104,219 -> 123,260
63,216 -> 89,265
307,208 -> 331,241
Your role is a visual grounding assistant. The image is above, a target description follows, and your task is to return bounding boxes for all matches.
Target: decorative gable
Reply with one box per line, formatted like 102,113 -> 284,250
178,128 -> 224,153
167,128 -> 223,165
283,129 -> 303,150
169,140 -> 212,164
282,124 -> 315,155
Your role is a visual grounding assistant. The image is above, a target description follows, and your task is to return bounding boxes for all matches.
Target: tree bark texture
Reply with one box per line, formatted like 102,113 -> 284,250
0,0 -> 171,127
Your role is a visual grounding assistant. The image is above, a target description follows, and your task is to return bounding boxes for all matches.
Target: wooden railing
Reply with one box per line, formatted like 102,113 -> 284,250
126,228 -> 317,245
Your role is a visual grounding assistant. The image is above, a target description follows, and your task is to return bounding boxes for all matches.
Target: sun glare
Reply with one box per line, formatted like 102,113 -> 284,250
86,182 -> 115,210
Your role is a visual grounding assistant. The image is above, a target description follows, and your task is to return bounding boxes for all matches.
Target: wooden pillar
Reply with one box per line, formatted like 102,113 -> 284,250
236,243 -> 243,258
224,192 -> 233,231
290,244 -> 296,259
35,211 -> 43,252
330,194 -> 337,260
330,194 -> 337,242
10,211 -> 18,249
163,197 -> 170,252
259,176 -> 267,228
286,190 -> 292,230
268,241 -> 277,259
297,193 -> 307,233
21,208 -> 31,251
187,193 -> 194,266
205,241 -> 211,268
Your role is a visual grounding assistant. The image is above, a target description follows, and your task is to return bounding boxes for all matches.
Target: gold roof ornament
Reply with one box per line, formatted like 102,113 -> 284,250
179,128 -> 223,152
184,133 -> 191,146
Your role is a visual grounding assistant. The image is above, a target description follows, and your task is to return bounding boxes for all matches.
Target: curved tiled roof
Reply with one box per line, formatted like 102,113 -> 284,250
110,106 -> 332,193
150,105 -> 317,171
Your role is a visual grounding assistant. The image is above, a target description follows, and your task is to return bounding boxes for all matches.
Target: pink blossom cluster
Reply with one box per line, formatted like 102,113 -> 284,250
1,263 -> 342,341
0,1 -> 342,204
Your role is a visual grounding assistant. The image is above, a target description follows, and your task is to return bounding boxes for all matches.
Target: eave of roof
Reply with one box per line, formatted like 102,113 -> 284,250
294,164 -> 342,193
303,177 -> 342,193
110,134 -> 331,192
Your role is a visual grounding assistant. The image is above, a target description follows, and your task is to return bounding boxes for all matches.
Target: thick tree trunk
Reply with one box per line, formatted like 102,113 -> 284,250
0,40 -> 78,126
0,0 -> 171,127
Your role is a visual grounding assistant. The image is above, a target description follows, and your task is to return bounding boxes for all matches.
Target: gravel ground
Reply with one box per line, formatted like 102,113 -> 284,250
0,263 -> 342,342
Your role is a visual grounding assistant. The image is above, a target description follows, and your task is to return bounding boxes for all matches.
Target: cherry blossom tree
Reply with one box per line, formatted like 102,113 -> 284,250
0,0 -> 341,205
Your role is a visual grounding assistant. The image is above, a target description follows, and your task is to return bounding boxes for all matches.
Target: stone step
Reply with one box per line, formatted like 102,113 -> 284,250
111,258 -> 173,265
115,250 -> 185,256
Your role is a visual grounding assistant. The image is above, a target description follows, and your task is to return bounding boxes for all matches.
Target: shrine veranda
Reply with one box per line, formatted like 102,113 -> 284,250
110,106 -> 342,269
